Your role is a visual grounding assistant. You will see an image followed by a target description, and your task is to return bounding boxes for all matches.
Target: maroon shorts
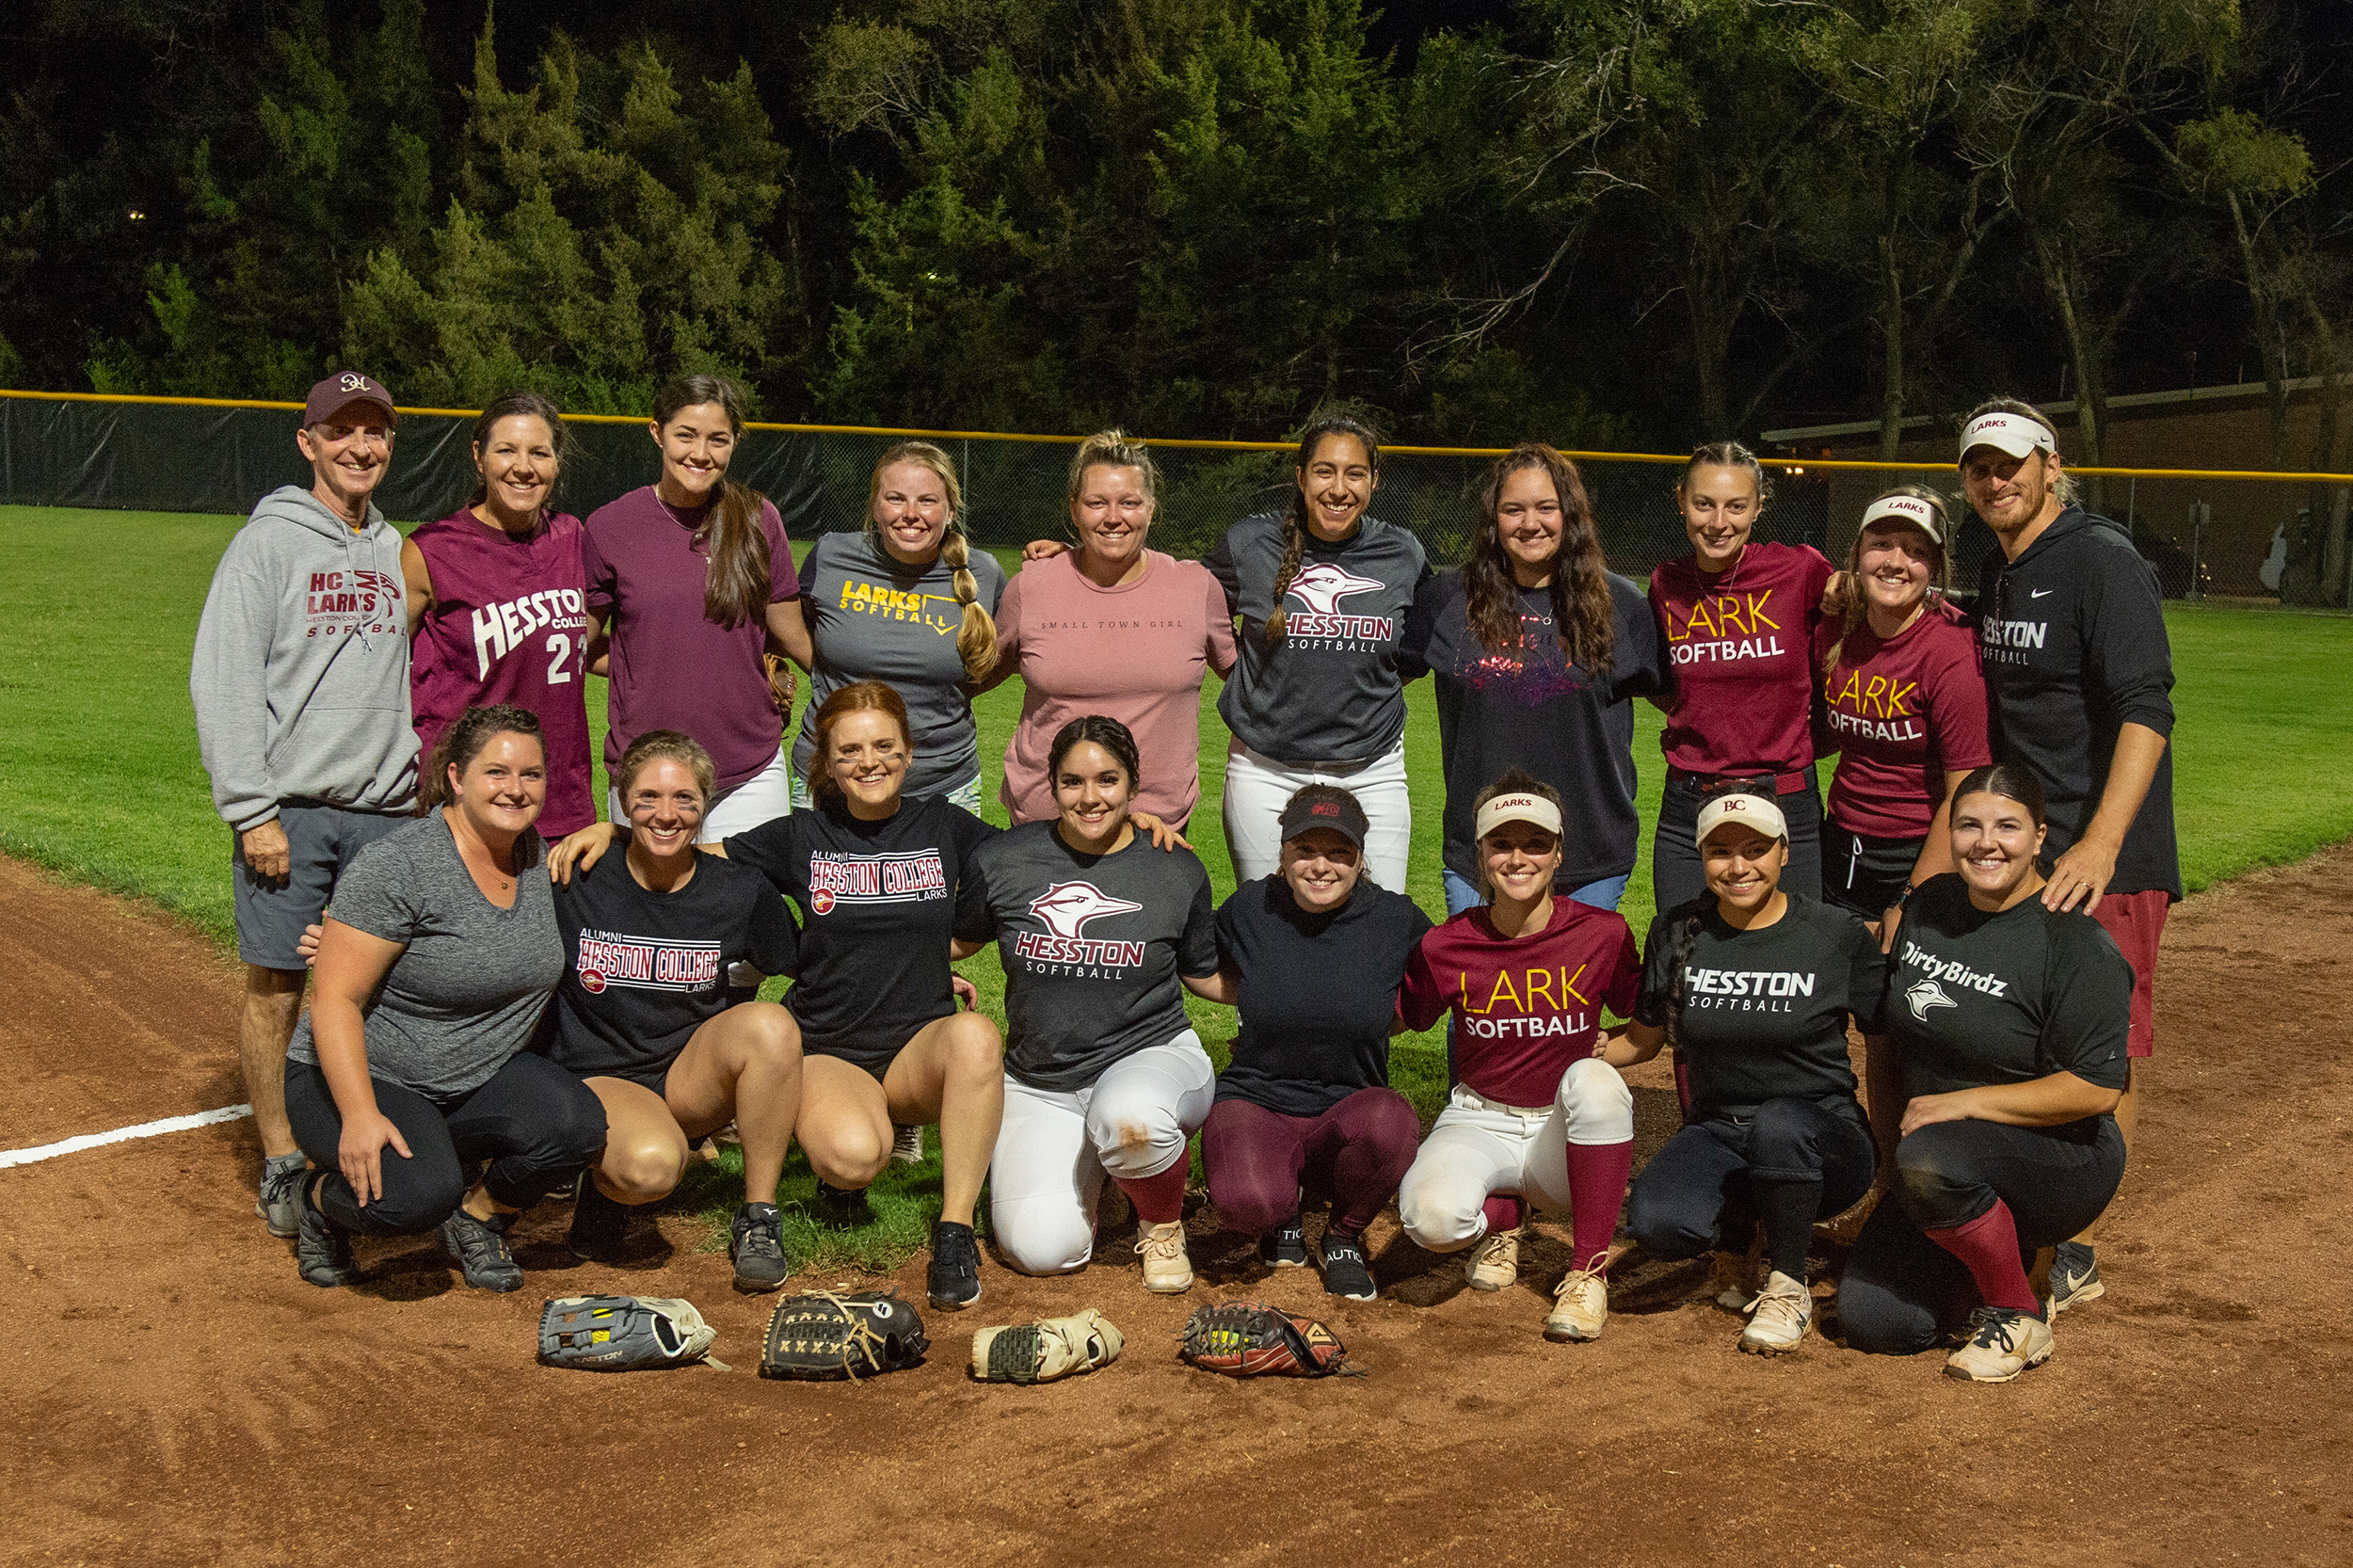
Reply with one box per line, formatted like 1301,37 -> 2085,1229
2091,888 -> 2170,1059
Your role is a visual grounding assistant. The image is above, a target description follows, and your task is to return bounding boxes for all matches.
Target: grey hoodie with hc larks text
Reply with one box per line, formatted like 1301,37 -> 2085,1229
191,485 -> 419,831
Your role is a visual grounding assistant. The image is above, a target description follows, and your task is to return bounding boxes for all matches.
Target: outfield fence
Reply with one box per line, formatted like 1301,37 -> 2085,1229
4,390 -> 2346,603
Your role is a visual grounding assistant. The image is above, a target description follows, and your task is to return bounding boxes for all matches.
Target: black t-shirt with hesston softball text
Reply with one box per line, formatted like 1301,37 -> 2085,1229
962,821 -> 1219,1092
1885,874 -> 2132,1109
543,844 -> 800,1083
726,794 -> 997,1072
1212,875 -> 1433,1118
1634,894 -> 1885,1118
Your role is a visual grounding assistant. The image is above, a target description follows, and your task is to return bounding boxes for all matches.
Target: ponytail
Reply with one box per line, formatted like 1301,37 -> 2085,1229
868,440 -> 999,683
652,374 -> 771,629
1266,413 -> 1383,647
1657,897 -> 1711,1055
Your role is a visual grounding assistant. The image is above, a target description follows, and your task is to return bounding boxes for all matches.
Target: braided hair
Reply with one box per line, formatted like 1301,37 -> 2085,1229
867,441 -> 1000,683
1265,414 -> 1383,647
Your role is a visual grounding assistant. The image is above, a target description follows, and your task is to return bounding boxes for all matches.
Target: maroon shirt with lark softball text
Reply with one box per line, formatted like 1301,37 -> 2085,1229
1812,598 -> 1992,840
1648,542 -> 1834,776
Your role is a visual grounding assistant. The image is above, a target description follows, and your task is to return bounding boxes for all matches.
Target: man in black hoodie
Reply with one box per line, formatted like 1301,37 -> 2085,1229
1959,396 -> 2178,1316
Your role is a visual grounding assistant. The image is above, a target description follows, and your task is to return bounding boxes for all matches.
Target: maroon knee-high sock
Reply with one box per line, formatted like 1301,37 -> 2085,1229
1564,1140 -> 1634,1272
1113,1163 -> 1189,1226
1481,1192 -> 1523,1235
1924,1199 -> 2041,1315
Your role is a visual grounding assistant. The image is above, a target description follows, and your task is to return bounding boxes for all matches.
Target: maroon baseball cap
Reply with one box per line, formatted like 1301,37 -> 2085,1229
302,371 -> 398,429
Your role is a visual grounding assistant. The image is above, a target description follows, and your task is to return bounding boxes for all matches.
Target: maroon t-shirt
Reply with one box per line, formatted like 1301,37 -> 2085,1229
583,488 -> 803,792
408,508 -> 596,837
1398,897 -> 1641,1108
1813,599 -> 1992,840
1649,541 -> 1833,775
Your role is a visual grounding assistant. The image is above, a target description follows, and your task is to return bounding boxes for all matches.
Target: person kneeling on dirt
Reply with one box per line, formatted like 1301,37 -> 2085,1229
1601,788 -> 1885,1356
539,730 -> 806,1293
1393,774 -> 1643,1343
1190,786 -> 1430,1302
1837,763 -> 2131,1382
284,706 -> 604,1293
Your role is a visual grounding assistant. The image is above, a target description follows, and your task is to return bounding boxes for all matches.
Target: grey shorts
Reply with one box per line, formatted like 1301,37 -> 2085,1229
232,803 -> 408,969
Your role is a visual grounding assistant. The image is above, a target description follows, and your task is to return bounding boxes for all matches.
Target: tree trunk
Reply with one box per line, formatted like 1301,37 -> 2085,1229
1878,230 -> 1905,462
2227,193 -> 2292,469
2033,228 -> 2106,513
2309,294 -> 2348,603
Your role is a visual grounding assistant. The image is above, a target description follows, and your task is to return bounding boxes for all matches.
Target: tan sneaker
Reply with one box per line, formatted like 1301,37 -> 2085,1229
1465,1226 -> 1521,1291
1707,1249 -> 1754,1313
1545,1257 -> 1609,1342
1738,1271 -> 1812,1355
1944,1306 -> 2054,1383
1134,1221 -> 1194,1293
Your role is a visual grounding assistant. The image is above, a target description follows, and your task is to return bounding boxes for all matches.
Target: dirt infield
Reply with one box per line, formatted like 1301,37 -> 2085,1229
4,850 -> 2350,1567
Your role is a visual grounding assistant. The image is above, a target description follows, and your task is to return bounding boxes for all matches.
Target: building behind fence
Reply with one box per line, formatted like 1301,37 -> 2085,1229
5,391 -> 2345,606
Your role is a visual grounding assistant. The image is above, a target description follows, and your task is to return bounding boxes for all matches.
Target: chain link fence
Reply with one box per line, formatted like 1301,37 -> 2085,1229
4,392 -> 2345,603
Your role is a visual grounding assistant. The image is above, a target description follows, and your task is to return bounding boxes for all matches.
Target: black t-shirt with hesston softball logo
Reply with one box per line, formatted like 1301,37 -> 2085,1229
961,821 -> 1220,1092
726,794 -> 997,1071
1212,875 -> 1434,1118
1884,874 -> 2132,1108
1633,894 -> 1885,1118
543,844 -> 800,1083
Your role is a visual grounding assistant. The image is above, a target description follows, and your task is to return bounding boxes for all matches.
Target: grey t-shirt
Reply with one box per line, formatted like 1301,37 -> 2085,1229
289,813 -> 564,1098
959,822 -> 1219,1092
792,532 -> 1007,798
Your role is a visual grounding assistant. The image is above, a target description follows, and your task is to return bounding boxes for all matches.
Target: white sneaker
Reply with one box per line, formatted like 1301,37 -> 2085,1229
1545,1257 -> 1610,1342
1945,1306 -> 2054,1383
1465,1227 -> 1521,1292
1738,1271 -> 1812,1355
1134,1221 -> 1194,1293
890,1124 -> 925,1166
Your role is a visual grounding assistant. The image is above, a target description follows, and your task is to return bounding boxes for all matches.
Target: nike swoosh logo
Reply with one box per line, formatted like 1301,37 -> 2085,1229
2029,588 -> 2055,599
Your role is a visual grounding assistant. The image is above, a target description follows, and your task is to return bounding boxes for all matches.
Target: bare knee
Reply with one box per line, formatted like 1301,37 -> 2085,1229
941,1011 -> 1004,1080
803,1119 -> 888,1189
738,1002 -> 804,1071
599,1139 -> 686,1204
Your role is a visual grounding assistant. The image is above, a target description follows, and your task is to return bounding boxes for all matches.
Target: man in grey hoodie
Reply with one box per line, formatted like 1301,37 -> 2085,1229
191,372 -> 420,1239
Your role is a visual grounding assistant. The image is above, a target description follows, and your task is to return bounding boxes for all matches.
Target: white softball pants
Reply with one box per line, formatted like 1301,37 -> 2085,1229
1221,737 -> 1412,892
1396,1060 -> 1635,1254
987,1032 -> 1216,1276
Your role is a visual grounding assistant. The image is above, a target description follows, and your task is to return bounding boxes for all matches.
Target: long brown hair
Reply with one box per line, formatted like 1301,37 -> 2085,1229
866,441 -> 999,683
802,680 -> 913,804
1265,414 -> 1383,647
1465,442 -> 1615,680
652,374 -> 770,629
1825,483 -> 1955,671
466,390 -> 566,511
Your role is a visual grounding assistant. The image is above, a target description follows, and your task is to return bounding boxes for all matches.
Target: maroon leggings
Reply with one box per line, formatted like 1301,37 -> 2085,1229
1201,1087 -> 1423,1238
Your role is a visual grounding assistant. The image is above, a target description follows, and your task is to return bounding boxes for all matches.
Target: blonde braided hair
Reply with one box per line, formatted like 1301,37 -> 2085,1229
866,441 -> 999,683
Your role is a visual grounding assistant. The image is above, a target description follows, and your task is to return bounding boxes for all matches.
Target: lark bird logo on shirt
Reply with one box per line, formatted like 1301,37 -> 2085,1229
1014,881 -> 1147,970
1904,978 -> 1958,1021
1663,588 -> 1785,667
1283,562 -> 1395,643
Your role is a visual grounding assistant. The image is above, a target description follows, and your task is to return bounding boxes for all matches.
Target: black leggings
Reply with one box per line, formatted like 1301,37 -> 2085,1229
1653,767 -> 1824,915
1625,1097 -> 1876,1278
284,1054 -> 607,1237
1840,1115 -> 2124,1354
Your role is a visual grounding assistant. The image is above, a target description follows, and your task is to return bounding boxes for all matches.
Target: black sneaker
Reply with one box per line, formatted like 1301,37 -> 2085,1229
568,1176 -> 631,1260
2048,1241 -> 2105,1316
258,1151 -> 308,1239
927,1219 -> 983,1311
294,1176 -> 360,1288
440,1208 -> 523,1292
811,1179 -> 875,1228
730,1202 -> 792,1293
1258,1213 -> 1310,1269
1319,1232 -> 1378,1301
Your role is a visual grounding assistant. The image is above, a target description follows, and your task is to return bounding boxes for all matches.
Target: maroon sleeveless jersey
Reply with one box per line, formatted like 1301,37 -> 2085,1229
408,508 -> 596,836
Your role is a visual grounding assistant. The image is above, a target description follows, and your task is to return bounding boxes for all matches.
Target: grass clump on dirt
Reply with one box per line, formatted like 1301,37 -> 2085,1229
3,505 -> 2347,1270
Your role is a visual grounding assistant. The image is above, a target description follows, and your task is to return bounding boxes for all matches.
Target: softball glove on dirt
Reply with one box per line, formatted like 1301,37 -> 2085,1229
759,1289 -> 929,1381
538,1295 -> 725,1371
1177,1300 -> 1356,1378
969,1308 -> 1124,1385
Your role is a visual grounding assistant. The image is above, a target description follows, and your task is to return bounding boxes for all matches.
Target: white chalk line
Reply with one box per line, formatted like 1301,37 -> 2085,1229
0,1103 -> 254,1170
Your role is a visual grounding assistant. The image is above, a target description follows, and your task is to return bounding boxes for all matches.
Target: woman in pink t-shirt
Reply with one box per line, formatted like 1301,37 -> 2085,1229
987,431 -> 1237,828
403,392 -> 596,838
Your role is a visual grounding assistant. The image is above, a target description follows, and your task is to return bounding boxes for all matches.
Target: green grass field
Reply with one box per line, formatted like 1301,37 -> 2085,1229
7,504 -> 2349,1265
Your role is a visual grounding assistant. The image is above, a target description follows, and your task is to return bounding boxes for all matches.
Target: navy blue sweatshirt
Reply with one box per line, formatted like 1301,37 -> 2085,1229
1972,506 -> 2180,900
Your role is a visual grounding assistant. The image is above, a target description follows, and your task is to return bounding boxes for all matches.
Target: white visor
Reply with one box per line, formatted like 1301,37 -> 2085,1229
1860,492 -> 1945,546
1959,411 -> 2056,462
1694,793 -> 1787,846
1475,792 -> 1563,840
